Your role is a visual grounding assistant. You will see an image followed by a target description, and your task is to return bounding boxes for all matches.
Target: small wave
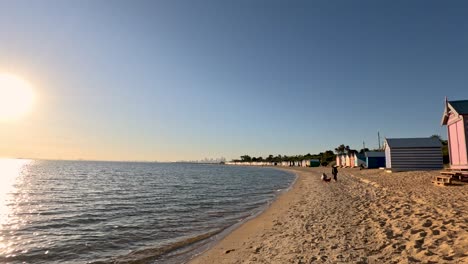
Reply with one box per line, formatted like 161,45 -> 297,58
90,229 -> 223,264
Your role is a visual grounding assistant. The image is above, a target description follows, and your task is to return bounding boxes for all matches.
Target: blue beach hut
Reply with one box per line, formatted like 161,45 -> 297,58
365,151 -> 386,169
384,137 -> 443,171
354,153 -> 366,167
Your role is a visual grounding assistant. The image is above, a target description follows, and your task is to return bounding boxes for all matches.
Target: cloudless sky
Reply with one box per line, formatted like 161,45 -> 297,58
0,0 -> 467,161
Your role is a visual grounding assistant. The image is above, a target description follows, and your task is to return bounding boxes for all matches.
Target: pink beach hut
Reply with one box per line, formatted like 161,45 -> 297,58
349,154 -> 355,168
336,155 -> 342,167
441,98 -> 468,170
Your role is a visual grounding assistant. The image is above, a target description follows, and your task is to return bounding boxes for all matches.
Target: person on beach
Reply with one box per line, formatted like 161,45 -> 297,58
332,166 -> 338,181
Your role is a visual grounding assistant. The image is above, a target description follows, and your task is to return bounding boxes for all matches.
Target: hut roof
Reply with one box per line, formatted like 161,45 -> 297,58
449,100 -> 468,115
385,137 -> 441,149
364,151 -> 385,158
442,99 -> 468,125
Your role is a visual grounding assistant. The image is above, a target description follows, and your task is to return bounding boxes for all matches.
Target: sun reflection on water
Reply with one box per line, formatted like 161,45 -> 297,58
0,158 -> 31,251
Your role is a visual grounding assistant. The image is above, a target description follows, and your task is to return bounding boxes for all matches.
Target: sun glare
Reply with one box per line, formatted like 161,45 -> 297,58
0,73 -> 35,121
0,159 -> 31,227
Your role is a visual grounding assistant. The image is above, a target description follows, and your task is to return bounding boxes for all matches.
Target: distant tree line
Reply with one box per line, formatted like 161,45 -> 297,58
334,144 -> 380,155
232,150 -> 337,166
232,144 -> 380,166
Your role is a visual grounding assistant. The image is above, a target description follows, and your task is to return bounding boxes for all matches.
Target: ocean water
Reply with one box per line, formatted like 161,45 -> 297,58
0,159 -> 295,264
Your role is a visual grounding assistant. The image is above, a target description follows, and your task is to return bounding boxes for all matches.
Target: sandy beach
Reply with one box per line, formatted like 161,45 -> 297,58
189,167 -> 468,264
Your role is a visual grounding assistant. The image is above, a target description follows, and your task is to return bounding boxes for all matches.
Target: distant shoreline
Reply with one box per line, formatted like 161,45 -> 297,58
0,158 -> 226,164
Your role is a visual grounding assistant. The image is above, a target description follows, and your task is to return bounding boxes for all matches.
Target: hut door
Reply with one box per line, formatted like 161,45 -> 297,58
449,123 -> 460,165
448,122 -> 467,166
457,121 -> 468,165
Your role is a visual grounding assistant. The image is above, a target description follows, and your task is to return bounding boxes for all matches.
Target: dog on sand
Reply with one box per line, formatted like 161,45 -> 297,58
321,173 -> 331,182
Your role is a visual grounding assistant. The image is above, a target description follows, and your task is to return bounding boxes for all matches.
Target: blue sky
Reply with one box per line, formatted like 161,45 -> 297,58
0,0 -> 467,161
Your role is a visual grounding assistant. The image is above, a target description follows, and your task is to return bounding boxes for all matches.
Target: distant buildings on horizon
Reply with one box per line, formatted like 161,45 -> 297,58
175,157 -> 227,164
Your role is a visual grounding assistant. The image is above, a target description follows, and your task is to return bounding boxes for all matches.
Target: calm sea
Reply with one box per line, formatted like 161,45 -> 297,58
0,159 -> 295,264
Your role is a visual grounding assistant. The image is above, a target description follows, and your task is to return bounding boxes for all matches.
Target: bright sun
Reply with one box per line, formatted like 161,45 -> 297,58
0,73 -> 35,121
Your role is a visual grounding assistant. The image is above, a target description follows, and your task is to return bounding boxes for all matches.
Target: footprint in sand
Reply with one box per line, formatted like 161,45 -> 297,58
422,220 -> 432,227
414,238 -> 425,249
379,220 -> 387,227
320,255 -> 328,261
385,229 -> 394,239
442,219 -> 455,226
410,229 -> 424,234
424,250 -> 435,256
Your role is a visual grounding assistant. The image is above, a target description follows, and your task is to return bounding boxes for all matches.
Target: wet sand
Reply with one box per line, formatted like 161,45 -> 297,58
188,167 -> 468,264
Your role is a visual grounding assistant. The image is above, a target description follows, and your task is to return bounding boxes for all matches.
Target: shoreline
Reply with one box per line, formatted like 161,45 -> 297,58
187,167 -> 308,264
155,166 -> 298,264
173,167 -> 299,264
188,167 -> 468,263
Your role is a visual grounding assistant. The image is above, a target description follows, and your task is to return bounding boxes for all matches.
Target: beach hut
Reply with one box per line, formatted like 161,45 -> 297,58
336,155 -> 342,167
364,151 -> 385,168
349,153 -> 355,168
354,153 -> 366,167
300,159 -> 313,167
384,137 -> 443,171
310,159 -> 320,167
340,155 -> 346,167
441,99 -> 468,170
345,154 -> 351,167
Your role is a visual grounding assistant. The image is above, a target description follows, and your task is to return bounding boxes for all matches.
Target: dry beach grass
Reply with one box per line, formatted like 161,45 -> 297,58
188,167 -> 468,264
